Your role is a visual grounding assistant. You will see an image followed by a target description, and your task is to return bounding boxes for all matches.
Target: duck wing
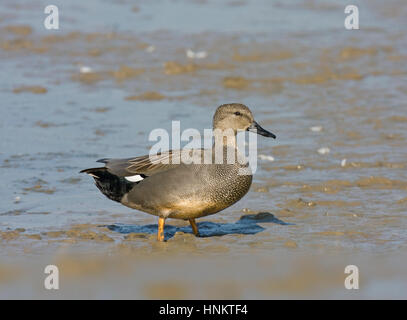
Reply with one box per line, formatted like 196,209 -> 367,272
98,149 -> 206,178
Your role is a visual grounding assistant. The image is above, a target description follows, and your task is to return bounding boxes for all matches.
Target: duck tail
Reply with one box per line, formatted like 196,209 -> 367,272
80,167 -> 105,178
80,167 -> 133,202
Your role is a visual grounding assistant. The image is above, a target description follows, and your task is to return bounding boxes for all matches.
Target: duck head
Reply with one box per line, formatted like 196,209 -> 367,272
213,103 -> 276,138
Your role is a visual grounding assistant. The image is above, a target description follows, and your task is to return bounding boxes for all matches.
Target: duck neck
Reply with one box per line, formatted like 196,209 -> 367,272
212,128 -> 237,149
211,129 -> 249,166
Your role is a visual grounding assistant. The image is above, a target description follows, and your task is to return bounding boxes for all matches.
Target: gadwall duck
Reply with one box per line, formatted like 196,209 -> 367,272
81,103 -> 276,241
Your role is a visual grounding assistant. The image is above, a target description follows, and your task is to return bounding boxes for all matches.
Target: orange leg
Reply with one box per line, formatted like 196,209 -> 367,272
189,218 -> 199,236
157,217 -> 165,242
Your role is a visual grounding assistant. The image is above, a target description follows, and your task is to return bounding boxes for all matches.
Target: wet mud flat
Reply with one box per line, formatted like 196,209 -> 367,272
1,0 -> 407,298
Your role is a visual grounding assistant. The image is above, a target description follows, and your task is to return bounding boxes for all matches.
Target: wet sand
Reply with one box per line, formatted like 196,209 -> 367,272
1,0 -> 407,298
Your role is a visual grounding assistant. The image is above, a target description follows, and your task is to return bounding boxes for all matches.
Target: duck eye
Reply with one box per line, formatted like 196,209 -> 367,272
234,111 -> 242,116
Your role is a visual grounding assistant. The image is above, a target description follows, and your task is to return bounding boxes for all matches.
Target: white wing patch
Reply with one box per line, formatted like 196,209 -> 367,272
125,174 -> 145,182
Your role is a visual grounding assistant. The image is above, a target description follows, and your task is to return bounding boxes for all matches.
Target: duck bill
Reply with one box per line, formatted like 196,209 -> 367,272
247,121 -> 276,138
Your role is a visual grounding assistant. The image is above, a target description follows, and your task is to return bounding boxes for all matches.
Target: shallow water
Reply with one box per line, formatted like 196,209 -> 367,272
1,0 -> 407,299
